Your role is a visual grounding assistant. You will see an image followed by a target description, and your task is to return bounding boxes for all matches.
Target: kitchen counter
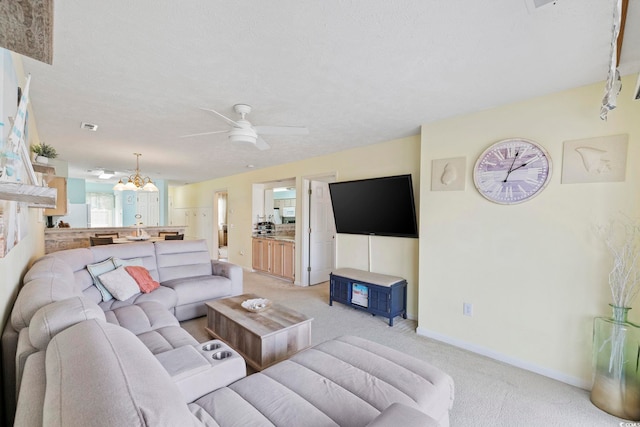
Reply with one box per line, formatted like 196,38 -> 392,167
253,235 -> 295,243
45,226 -> 186,254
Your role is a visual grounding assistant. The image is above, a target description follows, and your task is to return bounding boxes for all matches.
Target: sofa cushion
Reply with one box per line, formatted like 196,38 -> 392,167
308,336 -> 455,420
23,256 -> 75,284
155,240 -> 212,282
87,258 -> 117,302
98,266 -> 141,301
11,278 -> 77,331
161,275 -> 232,306
98,285 -> 178,312
14,351 -> 46,427
113,257 -> 144,268
43,319 -> 202,427
29,296 -> 105,350
196,373 -> 341,426
136,326 -> 199,355
193,335 -> 455,427
103,301 -> 179,335
90,242 -> 160,281
45,248 -> 96,295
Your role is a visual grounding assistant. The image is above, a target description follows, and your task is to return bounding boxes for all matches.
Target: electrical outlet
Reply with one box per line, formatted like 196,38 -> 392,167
463,302 -> 473,317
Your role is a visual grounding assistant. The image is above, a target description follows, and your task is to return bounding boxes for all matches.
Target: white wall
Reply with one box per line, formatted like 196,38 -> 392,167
418,75 -> 640,388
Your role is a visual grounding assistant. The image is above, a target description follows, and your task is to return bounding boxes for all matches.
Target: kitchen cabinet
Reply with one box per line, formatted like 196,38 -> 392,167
252,238 -> 270,272
44,177 -> 67,216
281,241 -> 295,281
252,238 -> 295,282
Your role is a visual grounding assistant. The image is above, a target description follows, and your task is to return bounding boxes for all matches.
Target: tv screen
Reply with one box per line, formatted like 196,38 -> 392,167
328,174 -> 418,238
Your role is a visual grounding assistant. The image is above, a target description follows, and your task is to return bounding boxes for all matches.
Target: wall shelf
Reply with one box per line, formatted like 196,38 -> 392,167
31,162 -> 55,175
0,182 -> 57,208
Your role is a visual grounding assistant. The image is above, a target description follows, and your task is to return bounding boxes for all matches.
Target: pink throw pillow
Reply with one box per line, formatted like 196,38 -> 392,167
125,266 -> 160,293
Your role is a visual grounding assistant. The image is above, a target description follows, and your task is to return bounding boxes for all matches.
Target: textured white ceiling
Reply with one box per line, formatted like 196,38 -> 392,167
19,0 -> 640,185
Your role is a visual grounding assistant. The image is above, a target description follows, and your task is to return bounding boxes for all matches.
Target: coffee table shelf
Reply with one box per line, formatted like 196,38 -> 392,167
205,293 -> 313,371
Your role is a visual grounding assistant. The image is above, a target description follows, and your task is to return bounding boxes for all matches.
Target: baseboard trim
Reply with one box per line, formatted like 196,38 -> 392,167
415,326 -> 590,390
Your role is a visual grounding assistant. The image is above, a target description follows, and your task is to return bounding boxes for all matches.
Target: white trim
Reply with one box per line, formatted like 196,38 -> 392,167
415,326 -> 590,390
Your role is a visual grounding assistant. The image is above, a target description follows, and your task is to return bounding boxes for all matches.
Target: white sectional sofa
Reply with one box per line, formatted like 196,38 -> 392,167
2,239 -> 455,426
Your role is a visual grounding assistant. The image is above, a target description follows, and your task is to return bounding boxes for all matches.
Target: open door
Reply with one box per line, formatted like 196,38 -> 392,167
213,190 -> 228,260
308,179 -> 336,285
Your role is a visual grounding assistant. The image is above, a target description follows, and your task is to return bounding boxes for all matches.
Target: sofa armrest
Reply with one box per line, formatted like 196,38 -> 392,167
211,260 -> 243,296
366,403 -> 441,427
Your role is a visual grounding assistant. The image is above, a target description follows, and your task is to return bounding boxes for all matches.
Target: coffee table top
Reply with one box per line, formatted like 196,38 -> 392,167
206,293 -> 312,338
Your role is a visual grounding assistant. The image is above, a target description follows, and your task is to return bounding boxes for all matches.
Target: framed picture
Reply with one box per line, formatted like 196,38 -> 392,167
431,157 -> 466,191
561,134 -> 628,184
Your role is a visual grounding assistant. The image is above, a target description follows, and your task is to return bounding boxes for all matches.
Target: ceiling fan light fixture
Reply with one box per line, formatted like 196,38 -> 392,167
186,103 -> 308,151
229,127 -> 258,144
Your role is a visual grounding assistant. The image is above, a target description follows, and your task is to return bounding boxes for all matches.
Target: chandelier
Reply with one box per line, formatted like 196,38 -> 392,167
113,153 -> 158,192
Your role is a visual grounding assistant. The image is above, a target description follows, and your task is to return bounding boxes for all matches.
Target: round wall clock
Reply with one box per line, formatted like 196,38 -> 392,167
473,138 -> 552,205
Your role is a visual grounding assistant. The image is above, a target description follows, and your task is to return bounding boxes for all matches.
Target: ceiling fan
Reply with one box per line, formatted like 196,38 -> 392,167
181,104 -> 308,150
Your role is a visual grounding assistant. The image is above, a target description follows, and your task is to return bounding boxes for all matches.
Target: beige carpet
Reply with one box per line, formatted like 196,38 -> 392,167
182,271 -> 624,426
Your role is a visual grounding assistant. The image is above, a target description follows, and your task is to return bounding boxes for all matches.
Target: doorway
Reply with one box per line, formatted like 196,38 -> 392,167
302,175 -> 336,285
213,190 -> 228,261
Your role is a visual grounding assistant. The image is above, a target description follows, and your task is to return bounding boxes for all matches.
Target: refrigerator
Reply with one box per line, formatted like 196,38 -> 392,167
60,203 -> 91,228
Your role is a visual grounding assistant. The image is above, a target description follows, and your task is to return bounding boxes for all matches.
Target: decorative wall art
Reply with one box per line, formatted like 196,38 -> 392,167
561,134 -> 628,184
431,157 -> 466,191
0,0 -> 54,64
0,49 -> 33,257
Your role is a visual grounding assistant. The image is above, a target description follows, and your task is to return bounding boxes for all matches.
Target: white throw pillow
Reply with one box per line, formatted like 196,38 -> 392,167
98,266 -> 140,301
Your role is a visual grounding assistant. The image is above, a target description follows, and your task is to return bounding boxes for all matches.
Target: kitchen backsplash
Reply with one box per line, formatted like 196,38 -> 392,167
275,224 -> 295,235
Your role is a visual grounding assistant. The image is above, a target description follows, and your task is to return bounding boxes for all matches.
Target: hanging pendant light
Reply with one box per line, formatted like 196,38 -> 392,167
113,153 -> 158,192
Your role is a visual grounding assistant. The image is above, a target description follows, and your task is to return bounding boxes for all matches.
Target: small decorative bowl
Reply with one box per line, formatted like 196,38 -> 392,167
241,298 -> 272,312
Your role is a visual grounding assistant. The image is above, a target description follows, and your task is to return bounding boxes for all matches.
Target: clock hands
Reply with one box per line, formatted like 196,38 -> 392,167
509,157 -> 537,174
503,153 -> 540,182
503,151 -> 519,182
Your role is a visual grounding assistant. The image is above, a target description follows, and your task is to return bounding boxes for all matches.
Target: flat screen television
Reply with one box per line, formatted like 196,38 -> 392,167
328,174 -> 418,238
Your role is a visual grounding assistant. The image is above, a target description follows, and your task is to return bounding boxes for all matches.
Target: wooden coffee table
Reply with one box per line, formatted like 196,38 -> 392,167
205,293 -> 313,371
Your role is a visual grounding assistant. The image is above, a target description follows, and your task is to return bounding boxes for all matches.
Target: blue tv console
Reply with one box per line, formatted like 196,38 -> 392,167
329,268 -> 407,326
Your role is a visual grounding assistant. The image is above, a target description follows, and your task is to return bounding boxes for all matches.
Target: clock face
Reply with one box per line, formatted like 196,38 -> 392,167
473,138 -> 552,205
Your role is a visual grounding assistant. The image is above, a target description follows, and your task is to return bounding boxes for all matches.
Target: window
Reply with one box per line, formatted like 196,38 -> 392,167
87,192 -> 115,227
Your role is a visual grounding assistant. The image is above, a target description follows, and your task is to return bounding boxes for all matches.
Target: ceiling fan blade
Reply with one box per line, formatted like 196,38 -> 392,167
255,136 -> 271,151
200,107 -> 241,127
253,125 -> 309,136
179,130 -> 228,138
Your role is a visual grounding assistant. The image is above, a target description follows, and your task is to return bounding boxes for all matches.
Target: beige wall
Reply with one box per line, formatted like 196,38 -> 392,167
170,135 -> 422,316
0,53 -> 46,330
0,210 -> 45,325
418,75 -> 640,387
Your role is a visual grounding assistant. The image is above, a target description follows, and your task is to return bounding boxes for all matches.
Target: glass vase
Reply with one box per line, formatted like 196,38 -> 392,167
591,305 -> 640,420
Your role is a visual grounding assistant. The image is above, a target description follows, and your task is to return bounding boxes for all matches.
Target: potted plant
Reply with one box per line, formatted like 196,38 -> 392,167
31,142 -> 57,164
591,215 -> 640,420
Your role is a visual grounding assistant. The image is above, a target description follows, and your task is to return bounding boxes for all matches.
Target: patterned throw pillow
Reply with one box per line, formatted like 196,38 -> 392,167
98,266 -> 140,301
86,258 -> 116,302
